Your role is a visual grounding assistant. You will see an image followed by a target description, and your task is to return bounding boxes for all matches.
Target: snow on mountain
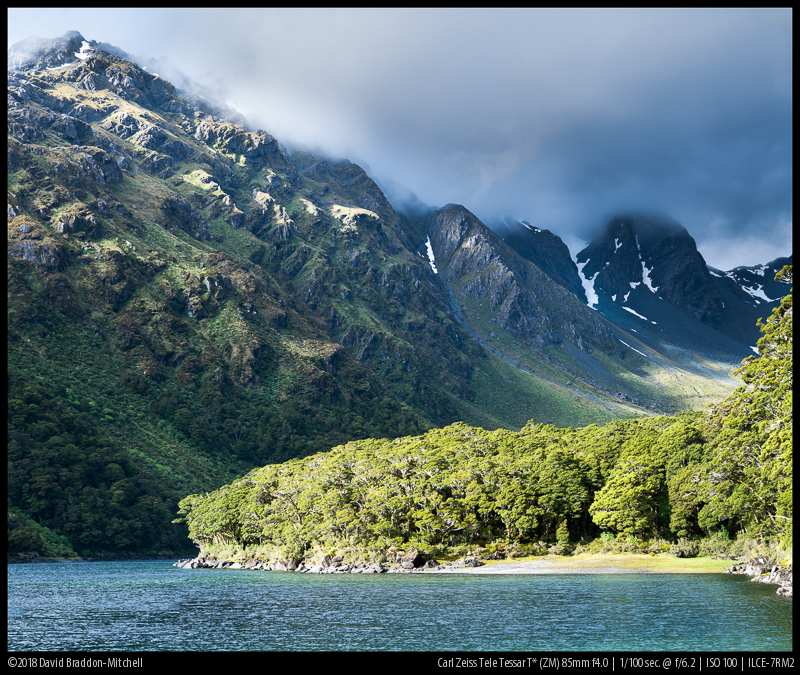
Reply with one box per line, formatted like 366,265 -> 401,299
732,275 -> 771,303
709,260 -> 790,306
622,306 -> 656,324
635,235 -> 659,293
425,235 -> 438,274
576,258 -> 599,309
619,339 -> 649,358
74,41 -> 92,60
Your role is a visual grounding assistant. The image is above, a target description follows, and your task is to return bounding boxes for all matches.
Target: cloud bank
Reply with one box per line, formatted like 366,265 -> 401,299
8,8 -> 792,270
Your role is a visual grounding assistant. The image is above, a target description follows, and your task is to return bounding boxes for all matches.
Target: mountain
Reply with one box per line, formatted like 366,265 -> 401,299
570,213 -> 789,360
492,216 -> 587,303
707,257 -> 793,348
427,206 -> 614,351
7,33 -> 788,557
576,213 -> 723,325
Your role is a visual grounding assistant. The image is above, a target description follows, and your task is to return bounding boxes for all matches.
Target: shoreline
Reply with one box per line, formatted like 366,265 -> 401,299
441,553 -> 792,596
13,551 -> 789,596
436,552 -> 736,574
174,551 -> 741,576
172,551 -> 792,596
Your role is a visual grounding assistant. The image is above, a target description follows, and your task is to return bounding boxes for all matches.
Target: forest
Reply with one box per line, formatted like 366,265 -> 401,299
176,270 -> 792,562
7,371 -> 193,557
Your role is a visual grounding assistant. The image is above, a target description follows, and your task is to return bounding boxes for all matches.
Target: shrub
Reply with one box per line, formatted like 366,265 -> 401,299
548,543 -> 573,556
728,535 -> 758,560
640,538 -> 672,554
556,518 -> 570,547
504,541 -> 546,558
697,531 -> 731,557
447,543 -> 474,559
670,538 -> 699,558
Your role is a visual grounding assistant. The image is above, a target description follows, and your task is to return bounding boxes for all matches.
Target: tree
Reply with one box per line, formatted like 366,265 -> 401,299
698,269 -> 792,542
589,454 -> 664,538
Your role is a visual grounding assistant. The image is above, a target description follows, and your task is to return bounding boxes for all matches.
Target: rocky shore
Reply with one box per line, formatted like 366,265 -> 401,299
173,550 -> 792,594
725,558 -> 793,597
174,549 -> 485,574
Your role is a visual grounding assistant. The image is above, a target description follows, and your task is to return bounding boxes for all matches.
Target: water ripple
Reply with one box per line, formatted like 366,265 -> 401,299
7,561 -> 792,651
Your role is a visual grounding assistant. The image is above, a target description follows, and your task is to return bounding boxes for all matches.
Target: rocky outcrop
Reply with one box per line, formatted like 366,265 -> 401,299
707,255 -> 793,347
498,218 -> 587,303
53,204 -> 102,238
725,559 -> 792,597
173,552 -> 486,574
159,195 -> 208,238
7,31 -> 86,71
290,154 -> 395,219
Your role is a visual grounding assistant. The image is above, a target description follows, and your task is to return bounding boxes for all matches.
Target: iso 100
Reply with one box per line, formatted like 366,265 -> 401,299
706,658 -> 738,669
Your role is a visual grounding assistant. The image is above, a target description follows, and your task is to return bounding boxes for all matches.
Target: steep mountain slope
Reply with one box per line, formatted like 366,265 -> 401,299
416,207 -> 752,420
570,214 -> 788,361
493,216 -> 587,303
427,206 -> 616,351
576,214 -> 722,325
6,34 -> 447,554
707,256 -> 793,349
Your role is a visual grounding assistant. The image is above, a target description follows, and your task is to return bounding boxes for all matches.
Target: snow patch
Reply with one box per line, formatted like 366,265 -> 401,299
576,259 -> 599,310
622,306 -> 649,321
75,41 -> 91,60
635,235 -> 659,292
567,239 -> 598,310
741,283 -> 770,303
619,339 -> 648,358
425,236 -> 438,274
641,262 -> 659,292
614,237 -> 622,252
726,270 -> 771,303
523,223 -> 541,233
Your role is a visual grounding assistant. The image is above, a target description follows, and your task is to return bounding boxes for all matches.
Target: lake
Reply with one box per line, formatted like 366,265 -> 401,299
7,560 -> 792,652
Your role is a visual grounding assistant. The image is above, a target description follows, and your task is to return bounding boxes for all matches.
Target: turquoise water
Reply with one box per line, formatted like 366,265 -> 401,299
7,560 -> 792,651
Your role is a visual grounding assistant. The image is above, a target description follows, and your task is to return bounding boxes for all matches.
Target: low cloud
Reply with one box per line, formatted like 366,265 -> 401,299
8,8 -> 792,269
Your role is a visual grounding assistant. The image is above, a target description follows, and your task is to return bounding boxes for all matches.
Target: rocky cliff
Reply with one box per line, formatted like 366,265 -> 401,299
576,214 -> 723,325
427,205 -> 618,355
494,217 -> 587,303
